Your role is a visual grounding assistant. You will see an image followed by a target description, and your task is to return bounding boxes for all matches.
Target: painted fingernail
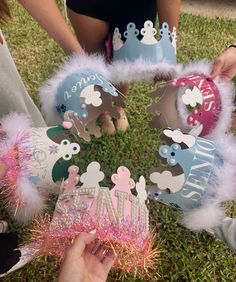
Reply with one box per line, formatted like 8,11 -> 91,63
89,229 -> 96,235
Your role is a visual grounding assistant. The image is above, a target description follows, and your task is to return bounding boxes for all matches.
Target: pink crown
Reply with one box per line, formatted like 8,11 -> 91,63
147,61 -> 234,138
29,162 -> 159,277
171,74 -> 221,136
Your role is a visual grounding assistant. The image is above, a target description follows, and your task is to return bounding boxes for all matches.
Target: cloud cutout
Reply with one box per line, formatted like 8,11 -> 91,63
136,176 -> 147,203
163,129 -> 196,148
182,86 -> 203,107
150,170 -> 185,193
80,85 -> 102,107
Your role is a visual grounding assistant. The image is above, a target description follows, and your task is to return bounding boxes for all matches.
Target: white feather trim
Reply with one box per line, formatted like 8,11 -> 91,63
181,134 -> 236,231
108,59 -> 182,85
0,113 -> 44,223
0,112 -> 31,147
213,134 -> 236,201
14,177 -> 44,224
182,203 -> 225,231
208,80 -> 235,138
39,53 -> 109,125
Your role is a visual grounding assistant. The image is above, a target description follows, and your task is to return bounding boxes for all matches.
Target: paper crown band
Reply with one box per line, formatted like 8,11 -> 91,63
112,21 -> 176,65
147,60 -> 235,137
39,54 -> 124,141
0,113 -> 80,223
147,128 -> 236,231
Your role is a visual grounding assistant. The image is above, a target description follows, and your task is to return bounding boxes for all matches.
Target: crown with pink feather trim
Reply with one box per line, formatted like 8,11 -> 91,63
0,113 -> 80,223
22,162 -> 159,277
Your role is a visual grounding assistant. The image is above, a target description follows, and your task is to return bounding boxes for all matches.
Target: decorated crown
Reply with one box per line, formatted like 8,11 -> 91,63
39,54 -> 124,141
112,21 -> 176,65
108,21 -> 179,85
147,61 -> 235,137
0,113 -> 80,223
26,162 -> 158,276
147,128 -> 236,231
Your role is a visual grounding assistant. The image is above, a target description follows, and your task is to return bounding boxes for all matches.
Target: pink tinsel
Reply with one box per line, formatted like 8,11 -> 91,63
0,131 -> 30,210
30,213 -> 159,276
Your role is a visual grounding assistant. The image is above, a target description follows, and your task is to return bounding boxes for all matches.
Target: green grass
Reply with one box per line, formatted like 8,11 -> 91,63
1,1 -> 236,281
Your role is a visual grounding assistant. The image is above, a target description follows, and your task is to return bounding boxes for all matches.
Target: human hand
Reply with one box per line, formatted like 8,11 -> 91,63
208,45 -> 236,81
58,233 -> 116,282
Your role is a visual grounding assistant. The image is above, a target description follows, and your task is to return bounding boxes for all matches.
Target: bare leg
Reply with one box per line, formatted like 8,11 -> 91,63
67,8 -> 109,54
114,84 -> 129,132
67,8 -> 118,134
156,0 -> 181,31
67,8 -> 129,133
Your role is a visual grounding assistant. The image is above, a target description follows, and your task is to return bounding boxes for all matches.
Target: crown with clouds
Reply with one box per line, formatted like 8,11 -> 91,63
26,162 -> 158,276
108,21 -> 180,85
147,60 -> 235,138
113,21 -> 176,65
0,113 -> 80,223
39,54 -> 124,141
147,128 -> 236,231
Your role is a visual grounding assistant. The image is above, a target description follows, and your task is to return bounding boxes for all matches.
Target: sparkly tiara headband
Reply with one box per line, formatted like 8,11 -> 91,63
20,163 -> 159,277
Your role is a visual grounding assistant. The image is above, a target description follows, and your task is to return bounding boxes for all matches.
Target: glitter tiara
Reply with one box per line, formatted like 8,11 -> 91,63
147,128 -> 236,231
26,162 -> 159,276
0,113 -> 80,223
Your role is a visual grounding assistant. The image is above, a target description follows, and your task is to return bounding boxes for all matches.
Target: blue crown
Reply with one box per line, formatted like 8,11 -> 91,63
112,21 -> 176,65
147,128 -> 223,211
54,69 -> 123,141
56,70 -> 118,119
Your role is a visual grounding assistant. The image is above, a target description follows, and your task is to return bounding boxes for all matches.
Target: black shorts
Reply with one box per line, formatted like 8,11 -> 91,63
66,0 -> 157,34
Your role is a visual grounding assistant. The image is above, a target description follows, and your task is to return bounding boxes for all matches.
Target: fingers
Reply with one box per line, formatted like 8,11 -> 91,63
94,244 -> 108,261
101,250 -> 116,272
92,243 -> 116,271
208,59 -> 224,80
85,240 -> 101,255
220,69 -> 236,81
69,233 -> 97,257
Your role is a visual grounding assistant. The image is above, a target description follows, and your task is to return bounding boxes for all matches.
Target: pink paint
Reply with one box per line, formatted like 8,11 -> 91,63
110,166 -> 135,221
64,165 -> 79,192
62,121 -> 73,130
172,74 -> 221,136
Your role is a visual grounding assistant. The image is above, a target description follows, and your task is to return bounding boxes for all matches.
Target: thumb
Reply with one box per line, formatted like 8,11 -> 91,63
208,59 -> 224,80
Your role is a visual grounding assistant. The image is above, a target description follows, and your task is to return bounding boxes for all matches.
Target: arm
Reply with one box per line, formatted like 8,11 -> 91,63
18,0 -> 84,55
156,0 -> 181,31
208,43 -> 236,81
